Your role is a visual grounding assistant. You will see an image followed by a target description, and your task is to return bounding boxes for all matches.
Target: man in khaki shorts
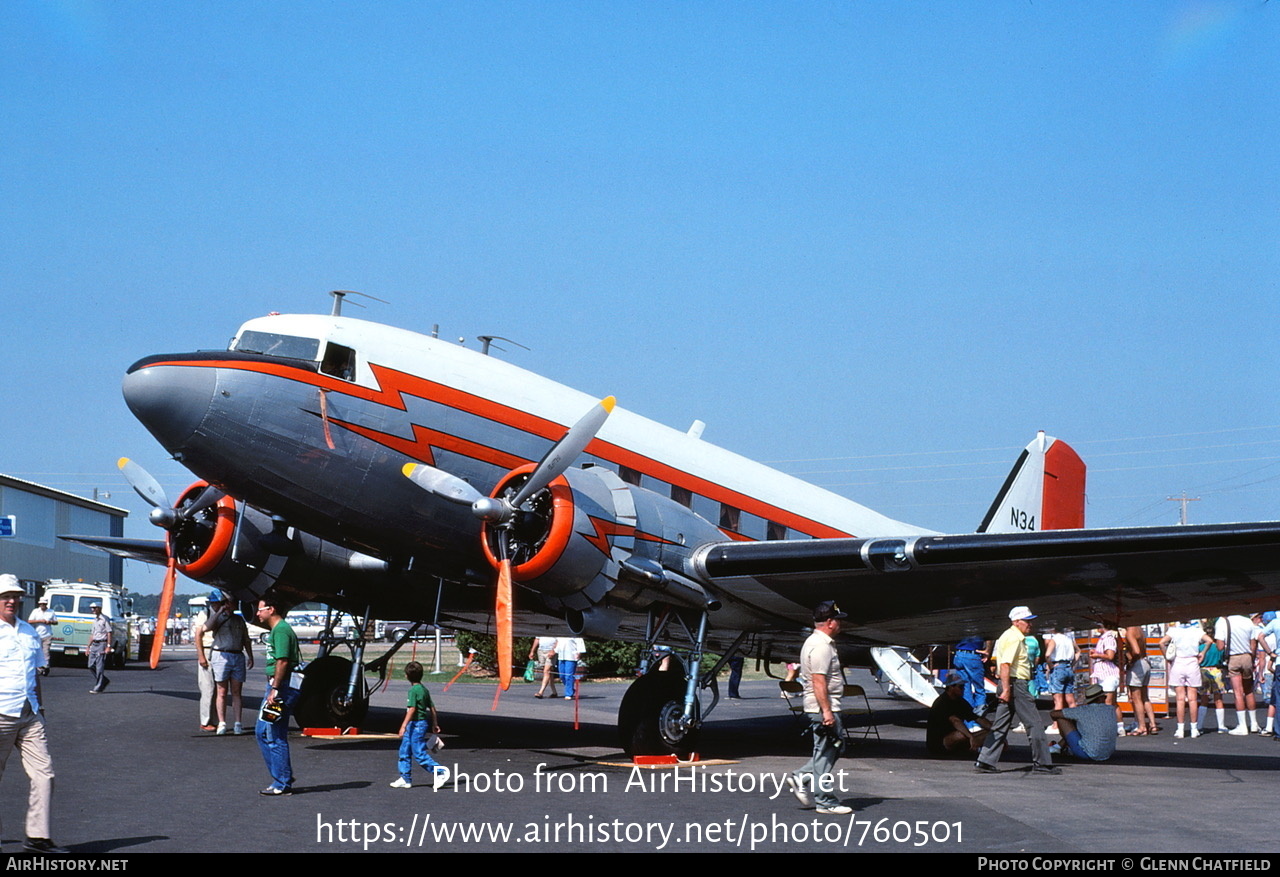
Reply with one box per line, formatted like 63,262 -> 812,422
1215,613 -> 1260,734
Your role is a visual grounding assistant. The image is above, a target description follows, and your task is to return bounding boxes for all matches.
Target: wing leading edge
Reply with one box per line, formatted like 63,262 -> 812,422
691,522 -> 1280,646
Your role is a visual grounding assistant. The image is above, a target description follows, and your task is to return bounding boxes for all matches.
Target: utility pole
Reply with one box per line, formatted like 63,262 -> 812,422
1165,491 -> 1201,525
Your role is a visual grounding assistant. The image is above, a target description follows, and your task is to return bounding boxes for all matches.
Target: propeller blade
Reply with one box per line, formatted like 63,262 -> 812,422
118,457 -> 171,510
496,556 -> 513,691
179,484 -> 225,519
401,463 -> 485,506
150,557 -> 177,669
511,396 -> 615,508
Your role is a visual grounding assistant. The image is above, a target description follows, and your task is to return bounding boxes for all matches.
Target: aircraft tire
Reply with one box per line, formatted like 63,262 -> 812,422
618,670 -> 700,758
294,655 -> 369,730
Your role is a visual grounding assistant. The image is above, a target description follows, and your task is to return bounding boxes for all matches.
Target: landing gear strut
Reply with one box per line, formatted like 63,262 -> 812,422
293,604 -> 413,730
617,607 -> 747,758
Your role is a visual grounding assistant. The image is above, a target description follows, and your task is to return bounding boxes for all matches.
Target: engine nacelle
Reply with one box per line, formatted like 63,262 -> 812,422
167,482 -> 391,604
481,464 -> 724,616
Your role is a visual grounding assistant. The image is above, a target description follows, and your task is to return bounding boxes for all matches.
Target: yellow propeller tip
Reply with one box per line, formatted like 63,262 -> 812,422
401,462 -> 419,478
600,395 -> 616,413
117,457 -> 130,469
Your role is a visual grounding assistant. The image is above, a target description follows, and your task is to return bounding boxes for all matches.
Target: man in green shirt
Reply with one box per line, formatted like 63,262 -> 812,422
255,593 -> 301,796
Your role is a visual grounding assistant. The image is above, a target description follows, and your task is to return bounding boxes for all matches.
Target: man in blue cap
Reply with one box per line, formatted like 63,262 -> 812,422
928,671 -> 992,756
975,605 -> 1058,774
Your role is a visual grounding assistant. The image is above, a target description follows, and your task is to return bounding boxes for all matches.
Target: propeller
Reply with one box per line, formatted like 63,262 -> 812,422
118,457 -> 227,668
403,396 -> 616,689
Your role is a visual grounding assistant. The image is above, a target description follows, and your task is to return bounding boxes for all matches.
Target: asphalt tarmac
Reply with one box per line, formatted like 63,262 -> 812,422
4,649 -> 1279,854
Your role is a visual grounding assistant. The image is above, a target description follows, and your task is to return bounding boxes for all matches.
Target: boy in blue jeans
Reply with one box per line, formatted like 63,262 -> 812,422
390,662 -> 449,789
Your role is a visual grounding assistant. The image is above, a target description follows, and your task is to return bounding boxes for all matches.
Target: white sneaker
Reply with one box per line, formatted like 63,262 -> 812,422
432,766 -> 450,791
816,804 -> 853,815
233,722 -> 244,735
215,722 -> 227,736
1229,725 -> 1250,736
1190,727 -> 1201,738
787,775 -> 816,809
1045,725 -> 1059,735
1174,727 -> 1185,738
390,777 -> 412,789
1012,724 -> 1026,734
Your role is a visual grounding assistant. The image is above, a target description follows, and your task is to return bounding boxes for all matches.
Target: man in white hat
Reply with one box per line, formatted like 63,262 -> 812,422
26,597 -> 56,677
0,573 -> 67,853
86,602 -> 112,694
975,605 -> 1058,774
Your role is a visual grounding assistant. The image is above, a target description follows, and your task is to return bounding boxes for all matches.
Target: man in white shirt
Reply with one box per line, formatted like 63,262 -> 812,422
555,636 -> 585,699
0,574 -> 66,854
26,599 -> 56,676
787,600 -> 853,815
1215,614 -> 1260,734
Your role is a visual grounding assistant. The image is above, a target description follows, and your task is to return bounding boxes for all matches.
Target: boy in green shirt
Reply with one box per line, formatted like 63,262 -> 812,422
390,662 -> 448,789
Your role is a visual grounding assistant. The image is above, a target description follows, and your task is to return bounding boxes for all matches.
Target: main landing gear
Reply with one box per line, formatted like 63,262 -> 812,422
293,607 -> 423,730
617,608 -> 747,759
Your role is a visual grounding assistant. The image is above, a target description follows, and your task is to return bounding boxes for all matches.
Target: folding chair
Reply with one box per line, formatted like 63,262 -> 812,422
840,683 -> 881,742
779,680 -> 807,728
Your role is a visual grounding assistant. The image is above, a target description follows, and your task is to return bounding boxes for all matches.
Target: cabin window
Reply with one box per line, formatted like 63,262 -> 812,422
233,331 -> 320,361
766,520 -> 788,541
670,485 -> 693,508
320,343 -> 357,380
618,465 -> 642,486
692,493 -> 718,524
737,511 -> 767,541
719,504 -> 741,533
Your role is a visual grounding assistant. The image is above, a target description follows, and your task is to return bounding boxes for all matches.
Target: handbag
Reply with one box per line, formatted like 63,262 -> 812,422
523,660 -> 537,683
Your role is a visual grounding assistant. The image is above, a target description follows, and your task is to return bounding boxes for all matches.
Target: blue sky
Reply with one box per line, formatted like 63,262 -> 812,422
2,1 -> 1277,594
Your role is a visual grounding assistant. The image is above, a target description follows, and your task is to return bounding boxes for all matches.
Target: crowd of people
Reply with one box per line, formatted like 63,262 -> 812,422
929,607 -> 1280,771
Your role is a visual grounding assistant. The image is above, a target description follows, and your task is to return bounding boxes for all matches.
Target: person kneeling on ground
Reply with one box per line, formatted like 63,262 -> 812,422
927,671 -> 992,757
1049,683 -> 1118,762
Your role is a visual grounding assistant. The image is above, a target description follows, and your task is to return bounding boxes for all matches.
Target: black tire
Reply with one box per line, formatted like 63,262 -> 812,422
618,670 -> 700,758
294,655 -> 369,729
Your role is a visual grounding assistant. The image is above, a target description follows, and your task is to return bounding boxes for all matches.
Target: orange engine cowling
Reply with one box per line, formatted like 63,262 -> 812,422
166,481 -> 277,594
478,464 -> 724,627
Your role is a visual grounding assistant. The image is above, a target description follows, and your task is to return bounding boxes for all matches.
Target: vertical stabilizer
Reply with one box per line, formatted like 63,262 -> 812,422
977,432 -> 1086,533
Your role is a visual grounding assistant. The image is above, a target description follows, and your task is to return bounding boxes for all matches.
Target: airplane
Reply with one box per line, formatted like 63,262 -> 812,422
65,292 -> 1280,756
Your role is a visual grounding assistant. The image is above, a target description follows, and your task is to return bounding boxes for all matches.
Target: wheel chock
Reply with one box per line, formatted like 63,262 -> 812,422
302,726 -> 361,736
631,752 -> 700,765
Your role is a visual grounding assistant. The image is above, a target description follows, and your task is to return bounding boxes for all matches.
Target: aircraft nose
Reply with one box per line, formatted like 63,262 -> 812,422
122,361 -> 217,453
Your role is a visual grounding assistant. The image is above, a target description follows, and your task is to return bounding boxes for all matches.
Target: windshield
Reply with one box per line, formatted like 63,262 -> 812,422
232,330 -> 320,361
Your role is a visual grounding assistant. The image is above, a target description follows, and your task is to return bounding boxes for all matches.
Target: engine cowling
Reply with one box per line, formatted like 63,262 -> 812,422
480,464 -> 724,628
166,481 -> 392,604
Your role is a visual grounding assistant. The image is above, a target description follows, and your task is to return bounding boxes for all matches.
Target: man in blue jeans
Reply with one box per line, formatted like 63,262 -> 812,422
256,594 -> 300,796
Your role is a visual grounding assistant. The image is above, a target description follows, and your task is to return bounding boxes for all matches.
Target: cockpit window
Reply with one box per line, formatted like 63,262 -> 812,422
232,331 -> 320,361
320,343 -> 357,380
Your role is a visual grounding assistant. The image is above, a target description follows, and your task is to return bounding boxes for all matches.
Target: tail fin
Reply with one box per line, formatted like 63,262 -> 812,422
977,431 -> 1086,533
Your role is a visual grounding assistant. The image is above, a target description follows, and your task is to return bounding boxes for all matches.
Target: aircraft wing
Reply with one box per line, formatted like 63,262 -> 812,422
693,521 -> 1280,645
59,535 -> 169,565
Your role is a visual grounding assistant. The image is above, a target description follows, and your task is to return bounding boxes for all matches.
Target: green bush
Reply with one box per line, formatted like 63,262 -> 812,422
455,631 -> 534,678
